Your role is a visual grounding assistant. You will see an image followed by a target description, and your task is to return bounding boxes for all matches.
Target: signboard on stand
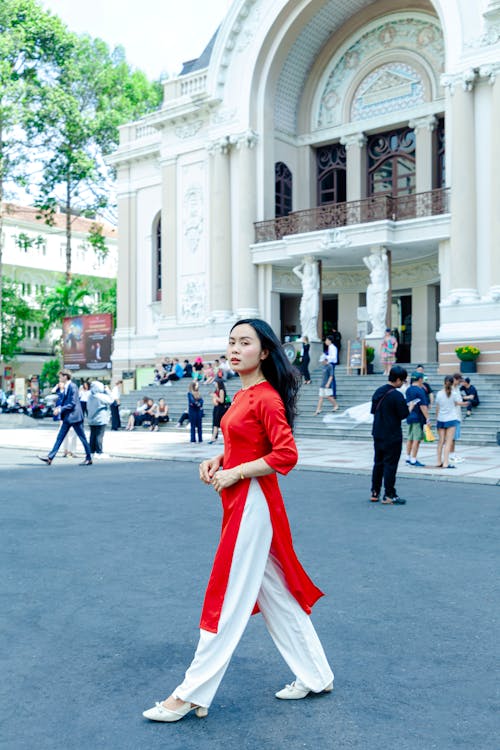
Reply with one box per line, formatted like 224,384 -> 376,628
62,314 -> 113,371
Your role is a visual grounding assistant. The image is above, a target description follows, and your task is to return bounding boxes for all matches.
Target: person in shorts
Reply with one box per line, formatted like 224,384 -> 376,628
314,355 -> 338,414
405,372 -> 430,467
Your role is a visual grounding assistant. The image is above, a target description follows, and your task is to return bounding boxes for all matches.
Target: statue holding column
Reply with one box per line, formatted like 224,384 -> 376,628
363,247 -> 389,337
293,256 -> 320,341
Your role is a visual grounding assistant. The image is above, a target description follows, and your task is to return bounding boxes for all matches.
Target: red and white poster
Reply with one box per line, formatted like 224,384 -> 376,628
62,314 -> 113,371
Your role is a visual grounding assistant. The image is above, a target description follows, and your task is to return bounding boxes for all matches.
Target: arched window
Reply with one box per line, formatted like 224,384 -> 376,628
316,144 -> 346,205
367,128 -> 416,197
154,215 -> 162,301
275,162 -> 293,217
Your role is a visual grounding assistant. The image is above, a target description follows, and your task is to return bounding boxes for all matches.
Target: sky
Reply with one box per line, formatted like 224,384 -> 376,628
41,0 -> 234,80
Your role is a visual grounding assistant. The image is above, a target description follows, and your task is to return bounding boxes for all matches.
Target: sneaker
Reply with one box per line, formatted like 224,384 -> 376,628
411,460 -> 425,467
381,495 -> 406,505
450,456 -> 464,464
405,458 -> 412,465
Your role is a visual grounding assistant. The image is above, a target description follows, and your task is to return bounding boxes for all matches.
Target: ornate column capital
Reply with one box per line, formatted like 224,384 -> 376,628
340,132 -> 367,150
229,129 -> 259,149
206,136 -> 231,155
479,63 -> 500,84
441,69 -> 478,94
409,114 -> 438,132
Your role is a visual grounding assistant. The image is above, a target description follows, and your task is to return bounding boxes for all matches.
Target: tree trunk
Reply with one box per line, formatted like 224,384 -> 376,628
0,117 -> 4,361
65,176 -> 72,284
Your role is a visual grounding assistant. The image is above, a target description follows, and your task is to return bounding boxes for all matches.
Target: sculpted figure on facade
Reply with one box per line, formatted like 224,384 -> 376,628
292,256 -> 320,341
363,248 -> 389,336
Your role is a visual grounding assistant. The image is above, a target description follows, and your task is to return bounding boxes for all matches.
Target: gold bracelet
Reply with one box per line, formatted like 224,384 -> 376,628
239,464 -> 246,480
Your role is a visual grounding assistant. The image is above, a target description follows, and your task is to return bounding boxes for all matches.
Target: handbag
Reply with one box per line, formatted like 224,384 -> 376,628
423,423 -> 435,442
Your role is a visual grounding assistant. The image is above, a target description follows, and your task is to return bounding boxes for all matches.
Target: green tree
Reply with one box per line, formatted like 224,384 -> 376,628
1,278 -> 33,360
0,0 -> 68,357
39,278 -> 92,338
40,358 -> 61,388
32,33 -> 162,282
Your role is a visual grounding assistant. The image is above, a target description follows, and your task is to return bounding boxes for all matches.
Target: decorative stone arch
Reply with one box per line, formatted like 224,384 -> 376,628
313,12 -> 444,131
152,211 -> 162,302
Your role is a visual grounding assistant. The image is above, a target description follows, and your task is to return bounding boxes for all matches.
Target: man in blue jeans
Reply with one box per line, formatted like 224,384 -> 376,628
370,365 -> 418,505
39,370 -> 92,466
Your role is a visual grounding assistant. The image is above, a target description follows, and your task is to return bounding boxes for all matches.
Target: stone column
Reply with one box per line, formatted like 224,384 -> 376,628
160,158 -> 177,321
208,137 -> 232,320
409,115 -> 437,194
232,131 -> 259,318
446,74 -> 479,301
340,132 -> 367,202
488,70 -> 500,298
116,183 -> 137,334
411,285 -> 438,363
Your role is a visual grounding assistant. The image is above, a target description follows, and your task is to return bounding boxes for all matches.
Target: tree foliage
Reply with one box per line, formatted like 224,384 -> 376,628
0,0 -> 69,356
1,278 -> 33,360
31,32 -> 162,282
39,278 -> 92,338
40,357 -> 61,388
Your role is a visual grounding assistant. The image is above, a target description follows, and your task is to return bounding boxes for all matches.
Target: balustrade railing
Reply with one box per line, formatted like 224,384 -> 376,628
254,188 -> 450,243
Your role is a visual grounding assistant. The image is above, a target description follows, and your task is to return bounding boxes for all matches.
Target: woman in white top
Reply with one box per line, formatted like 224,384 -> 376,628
435,376 -> 467,469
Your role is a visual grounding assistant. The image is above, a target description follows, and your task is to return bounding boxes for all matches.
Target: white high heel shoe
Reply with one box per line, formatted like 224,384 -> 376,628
275,680 -> 334,700
143,700 -> 208,722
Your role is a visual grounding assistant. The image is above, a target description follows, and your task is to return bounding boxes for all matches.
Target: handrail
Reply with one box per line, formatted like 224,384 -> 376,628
254,188 -> 450,243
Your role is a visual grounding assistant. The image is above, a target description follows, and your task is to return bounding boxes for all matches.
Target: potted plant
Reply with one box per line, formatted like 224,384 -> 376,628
365,345 -> 375,374
455,345 -> 480,373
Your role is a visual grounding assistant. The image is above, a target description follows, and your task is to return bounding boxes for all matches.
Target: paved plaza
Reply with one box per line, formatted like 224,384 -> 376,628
1,447 -> 498,750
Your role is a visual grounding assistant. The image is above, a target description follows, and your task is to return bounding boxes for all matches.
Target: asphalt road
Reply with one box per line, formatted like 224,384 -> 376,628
1,452 -> 498,750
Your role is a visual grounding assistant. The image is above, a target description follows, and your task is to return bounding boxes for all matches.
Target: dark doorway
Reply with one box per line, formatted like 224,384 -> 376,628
395,294 -> 412,363
322,297 -> 338,340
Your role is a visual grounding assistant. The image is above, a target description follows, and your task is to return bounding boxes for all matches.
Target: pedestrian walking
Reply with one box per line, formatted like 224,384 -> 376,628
435,376 -> 467,469
110,379 -> 123,431
188,381 -> 204,442
370,365 -> 417,505
143,318 -> 333,723
87,381 -> 113,457
324,335 -> 338,399
314,354 -> 338,414
38,370 -> 92,466
299,335 -> 311,384
208,378 -> 226,444
405,372 -> 430,467
78,381 -> 90,418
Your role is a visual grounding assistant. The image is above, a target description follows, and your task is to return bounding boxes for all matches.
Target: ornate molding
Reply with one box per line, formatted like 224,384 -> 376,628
183,185 -> 204,254
216,0 -> 260,89
319,229 -> 352,251
211,107 -> 237,125
317,15 -> 444,128
175,120 -> 203,139
180,277 -> 206,321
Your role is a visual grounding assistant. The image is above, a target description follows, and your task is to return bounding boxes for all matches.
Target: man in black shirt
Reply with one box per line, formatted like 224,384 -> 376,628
370,365 -> 416,505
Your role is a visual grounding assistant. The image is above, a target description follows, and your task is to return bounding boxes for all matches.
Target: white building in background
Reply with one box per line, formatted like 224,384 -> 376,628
110,0 -> 500,374
2,203 -> 117,378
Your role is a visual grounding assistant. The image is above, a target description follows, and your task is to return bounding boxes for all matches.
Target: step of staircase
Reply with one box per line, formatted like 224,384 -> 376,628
120,367 -> 500,446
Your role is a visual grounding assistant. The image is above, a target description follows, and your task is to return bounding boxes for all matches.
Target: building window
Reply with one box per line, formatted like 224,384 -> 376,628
435,117 -> 445,188
316,144 -> 346,205
154,215 -> 162,302
275,162 -> 293,217
367,127 -> 416,197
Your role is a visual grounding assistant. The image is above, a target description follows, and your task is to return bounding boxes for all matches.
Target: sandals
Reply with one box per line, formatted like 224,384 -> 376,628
370,493 -> 380,503
381,496 -> 406,505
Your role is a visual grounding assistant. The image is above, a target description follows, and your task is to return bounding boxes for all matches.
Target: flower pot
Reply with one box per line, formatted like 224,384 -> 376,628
460,360 -> 477,374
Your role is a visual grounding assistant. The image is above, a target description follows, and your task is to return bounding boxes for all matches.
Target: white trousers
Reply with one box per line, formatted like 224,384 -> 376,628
173,480 -> 333,708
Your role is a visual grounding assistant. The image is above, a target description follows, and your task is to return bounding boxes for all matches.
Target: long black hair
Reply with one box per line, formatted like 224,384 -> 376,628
230,318 -> 300,429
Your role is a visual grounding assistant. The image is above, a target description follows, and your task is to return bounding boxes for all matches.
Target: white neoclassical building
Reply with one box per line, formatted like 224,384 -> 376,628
110,0 -> 500,374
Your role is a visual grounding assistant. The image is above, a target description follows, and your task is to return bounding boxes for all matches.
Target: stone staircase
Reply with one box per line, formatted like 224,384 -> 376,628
120,366 -> 500,446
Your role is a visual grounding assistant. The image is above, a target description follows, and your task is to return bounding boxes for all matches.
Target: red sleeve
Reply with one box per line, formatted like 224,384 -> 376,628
258,390 -> 298,475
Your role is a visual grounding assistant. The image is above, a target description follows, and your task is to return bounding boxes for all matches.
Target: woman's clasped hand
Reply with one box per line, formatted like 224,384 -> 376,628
199,457 -> 240,492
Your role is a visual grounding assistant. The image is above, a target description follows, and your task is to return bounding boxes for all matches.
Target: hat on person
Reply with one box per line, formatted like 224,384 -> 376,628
385,327 -> 391,333
319,354 -> 329,363
411,371 -> 424,381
